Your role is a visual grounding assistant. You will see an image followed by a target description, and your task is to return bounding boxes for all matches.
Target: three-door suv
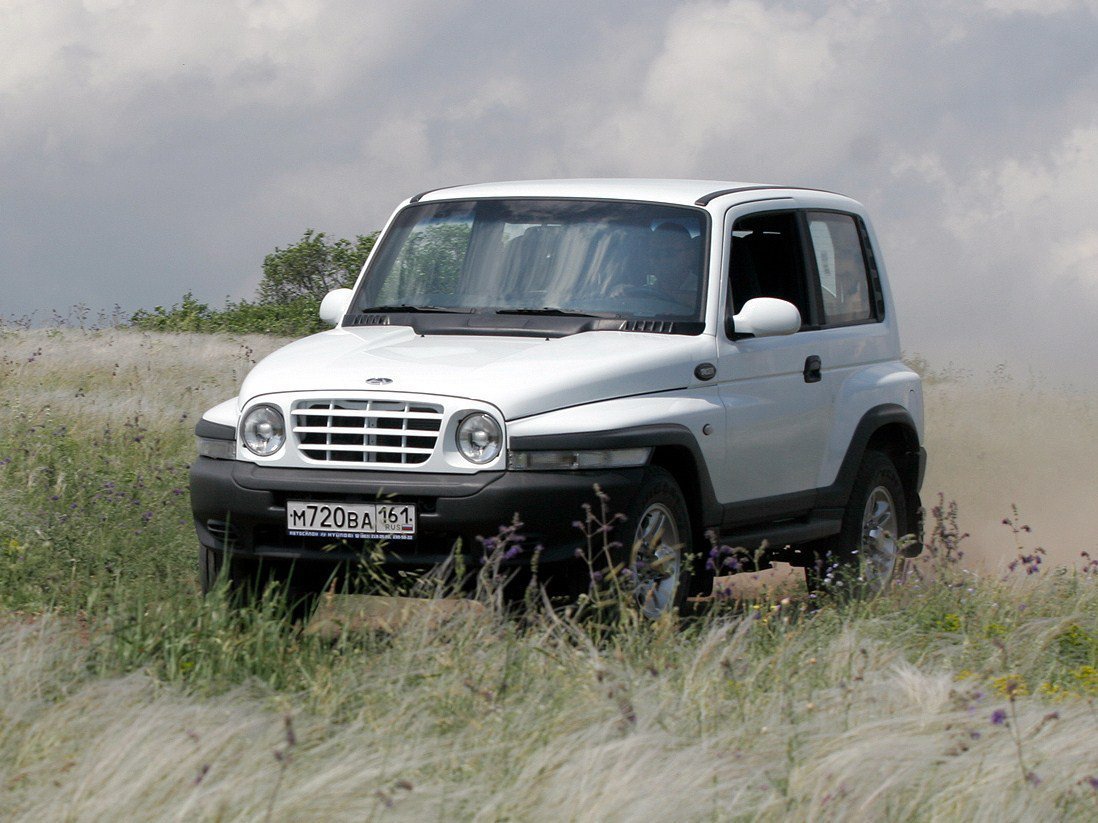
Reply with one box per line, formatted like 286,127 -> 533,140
190,179 -> 925,615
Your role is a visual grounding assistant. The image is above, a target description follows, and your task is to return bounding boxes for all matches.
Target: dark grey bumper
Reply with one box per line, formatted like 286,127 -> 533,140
189,457 -> 645,570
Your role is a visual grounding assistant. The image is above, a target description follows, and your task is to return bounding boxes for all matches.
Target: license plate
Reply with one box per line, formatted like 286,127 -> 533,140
286,501 -> 416,540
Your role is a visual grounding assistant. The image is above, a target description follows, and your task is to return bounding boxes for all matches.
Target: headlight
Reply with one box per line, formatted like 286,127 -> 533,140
456,413 -> 502,464
508,447 -> 651,471
240,404 -> 286,457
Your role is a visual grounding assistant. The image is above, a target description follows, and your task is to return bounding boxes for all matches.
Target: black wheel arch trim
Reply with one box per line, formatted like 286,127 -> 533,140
509,424 -> 722,526
816,403 -> 925,524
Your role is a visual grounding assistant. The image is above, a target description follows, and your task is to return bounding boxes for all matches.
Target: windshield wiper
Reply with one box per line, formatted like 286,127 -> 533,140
495,307 -> 617,318
359,304 -> 473,314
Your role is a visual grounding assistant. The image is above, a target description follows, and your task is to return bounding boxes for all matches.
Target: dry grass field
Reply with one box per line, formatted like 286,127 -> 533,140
2,328 -> 1097,820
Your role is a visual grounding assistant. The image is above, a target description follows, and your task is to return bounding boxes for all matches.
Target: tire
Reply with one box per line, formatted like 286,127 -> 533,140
807,450 -> 908,597
625,467 -> 694,618
199,544 -> 222,595
202,549 -> 326,618
199,546 -> 259,605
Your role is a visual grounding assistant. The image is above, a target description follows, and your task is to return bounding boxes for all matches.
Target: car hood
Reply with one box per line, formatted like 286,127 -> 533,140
239,326 -> 716,420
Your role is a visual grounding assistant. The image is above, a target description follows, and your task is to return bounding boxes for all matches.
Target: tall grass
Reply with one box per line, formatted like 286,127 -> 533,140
2,328 -> 1098,820
0,328 -> 285,611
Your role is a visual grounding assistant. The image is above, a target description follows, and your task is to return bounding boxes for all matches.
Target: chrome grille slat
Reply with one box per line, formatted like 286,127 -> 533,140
293,426 -> 436,436
302,408 -> 441,420
291,398 -> 444,465
292,443 -> 435,454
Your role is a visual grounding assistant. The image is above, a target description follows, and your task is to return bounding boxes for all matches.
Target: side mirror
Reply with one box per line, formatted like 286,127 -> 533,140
731,297 -> 801,338
319,288 -> 354,326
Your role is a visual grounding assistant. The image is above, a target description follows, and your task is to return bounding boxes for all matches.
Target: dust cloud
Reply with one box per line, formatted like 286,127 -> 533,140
921,373 -> 1098,573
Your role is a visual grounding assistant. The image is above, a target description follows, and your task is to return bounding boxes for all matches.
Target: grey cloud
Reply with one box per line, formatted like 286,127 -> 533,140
558,0 -> 1098,371
2,0 -> 1096,384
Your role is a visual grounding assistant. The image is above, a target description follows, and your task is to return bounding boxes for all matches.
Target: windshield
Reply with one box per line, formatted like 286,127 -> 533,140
354,199 -> 708,322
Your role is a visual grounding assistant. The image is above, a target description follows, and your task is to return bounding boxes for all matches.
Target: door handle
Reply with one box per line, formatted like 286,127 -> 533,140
803,355 -> 822,383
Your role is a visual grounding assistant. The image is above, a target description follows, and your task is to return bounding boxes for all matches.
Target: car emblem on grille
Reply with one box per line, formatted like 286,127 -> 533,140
365,377 -> 393,385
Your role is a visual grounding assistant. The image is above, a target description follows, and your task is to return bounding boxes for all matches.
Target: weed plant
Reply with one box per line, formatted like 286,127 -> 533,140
2,329 -> 1098,819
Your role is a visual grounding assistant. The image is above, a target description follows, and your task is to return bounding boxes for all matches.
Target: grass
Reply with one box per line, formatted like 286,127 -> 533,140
2,328 -> 1098,820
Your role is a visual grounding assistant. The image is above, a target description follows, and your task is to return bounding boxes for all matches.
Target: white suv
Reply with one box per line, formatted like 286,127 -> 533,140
190,179 -> 925,613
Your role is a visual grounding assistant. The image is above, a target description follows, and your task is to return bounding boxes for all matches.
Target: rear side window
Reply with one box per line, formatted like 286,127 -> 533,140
806,212 -> 873,325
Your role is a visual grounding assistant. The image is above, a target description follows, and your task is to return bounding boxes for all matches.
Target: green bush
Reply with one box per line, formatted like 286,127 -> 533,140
130,293 -> 330,336
130,229 -> 377,336
257,229 -> 377,305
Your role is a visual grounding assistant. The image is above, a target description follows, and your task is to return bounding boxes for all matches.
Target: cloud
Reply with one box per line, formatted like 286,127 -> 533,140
0,0 -> 445,157
1,0 -> 1097,381
566,1 -> 1097,185
548,1 -> 1098,369
982,0 -> 1098,16
0,1 -> 463,314
576,1 -> 852,177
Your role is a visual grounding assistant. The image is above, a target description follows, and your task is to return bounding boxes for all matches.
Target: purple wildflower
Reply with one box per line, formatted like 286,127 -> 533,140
990,709 -> 1008,726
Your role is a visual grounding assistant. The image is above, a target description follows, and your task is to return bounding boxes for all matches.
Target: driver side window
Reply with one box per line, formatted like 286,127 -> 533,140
728,211 -> 811,319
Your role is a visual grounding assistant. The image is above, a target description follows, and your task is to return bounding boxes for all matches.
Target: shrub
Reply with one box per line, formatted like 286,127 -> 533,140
130,230 -> 377,336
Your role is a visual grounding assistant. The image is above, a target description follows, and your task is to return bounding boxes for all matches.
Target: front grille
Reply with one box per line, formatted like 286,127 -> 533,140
291,399 -> 444,464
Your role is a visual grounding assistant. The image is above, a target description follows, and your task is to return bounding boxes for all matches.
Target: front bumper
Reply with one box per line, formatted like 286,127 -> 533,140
189,457 -> 645,570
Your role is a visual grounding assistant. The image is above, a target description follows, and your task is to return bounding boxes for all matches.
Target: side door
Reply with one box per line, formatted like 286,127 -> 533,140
712,206 -> 837,523
800,208 -> 895,490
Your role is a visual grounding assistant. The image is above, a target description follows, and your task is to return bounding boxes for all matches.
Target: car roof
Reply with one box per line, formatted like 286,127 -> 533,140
409,178 -> 853,209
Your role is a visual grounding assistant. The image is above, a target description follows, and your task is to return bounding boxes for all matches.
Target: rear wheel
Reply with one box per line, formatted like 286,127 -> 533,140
807,451 -> 908,596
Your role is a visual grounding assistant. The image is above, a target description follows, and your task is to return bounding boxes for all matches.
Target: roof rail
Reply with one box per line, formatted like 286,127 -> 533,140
695,185 -> 839,207
409,184 -> 467,204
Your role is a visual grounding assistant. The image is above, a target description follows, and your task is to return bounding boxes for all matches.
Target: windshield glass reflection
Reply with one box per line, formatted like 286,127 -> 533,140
355,199 -> 708,322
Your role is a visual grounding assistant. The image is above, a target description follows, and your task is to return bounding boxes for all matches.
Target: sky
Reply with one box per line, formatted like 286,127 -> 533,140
2,0 -> 1097,379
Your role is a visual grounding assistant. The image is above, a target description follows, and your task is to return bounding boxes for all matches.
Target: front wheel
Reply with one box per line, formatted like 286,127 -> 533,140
198,546 -> 262,605
199,544 -> 222,595
807,451 -> 908,596
626,467 -> 694,618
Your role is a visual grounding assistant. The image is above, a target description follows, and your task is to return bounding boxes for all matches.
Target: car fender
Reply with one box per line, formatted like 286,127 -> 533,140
507,390 -> 725,526
818,363 -> 923,490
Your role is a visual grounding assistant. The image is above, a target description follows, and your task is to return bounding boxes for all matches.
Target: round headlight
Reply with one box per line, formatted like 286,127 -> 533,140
456,413 -> 502,464
241,404 -> 286,456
